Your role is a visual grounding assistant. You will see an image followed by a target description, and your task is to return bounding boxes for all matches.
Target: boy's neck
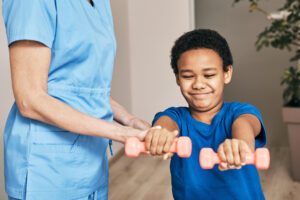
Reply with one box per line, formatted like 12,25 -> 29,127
189,101 -> 224,124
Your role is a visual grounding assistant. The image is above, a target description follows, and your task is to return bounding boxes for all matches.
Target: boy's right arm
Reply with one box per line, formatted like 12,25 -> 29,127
145,116 -> 179,158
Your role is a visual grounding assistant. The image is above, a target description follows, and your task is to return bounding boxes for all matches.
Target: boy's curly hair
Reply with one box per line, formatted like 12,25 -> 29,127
171,29 -> 233,73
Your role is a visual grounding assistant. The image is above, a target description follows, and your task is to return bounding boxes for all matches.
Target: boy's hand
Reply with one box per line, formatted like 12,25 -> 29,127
217,139 -> 252,171
145,126 -> 179,159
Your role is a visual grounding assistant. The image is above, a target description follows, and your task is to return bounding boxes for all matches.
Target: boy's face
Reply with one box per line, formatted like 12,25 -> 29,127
176,48 -> 232,113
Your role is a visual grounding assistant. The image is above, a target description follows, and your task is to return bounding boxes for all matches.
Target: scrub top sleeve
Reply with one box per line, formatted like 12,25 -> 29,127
152,107 -> 182,134
2,0 -> 57,48
231,103 -> 267,148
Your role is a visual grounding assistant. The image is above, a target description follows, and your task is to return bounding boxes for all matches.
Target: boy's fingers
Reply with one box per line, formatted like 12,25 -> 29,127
163,153 -> 169,160
163,134 -> 174,153
218,145 -> 229,170
145,131 -> 153,151
173,130 -> 179,137
224,140 -> 234,165
157,132 -> 167,155
218,162 -> 228,171
239,143 -> 246,164
218,145 -> 227,163
245,143 -> 252,153
240,141 -> 251,164
150,131 -> 160,155
142,151 -> 151,157
162,152 -> 174,160
168,152 -> 174,159
152,125 -> 162,130
138,129 -> 148,141
232,139 -> 241,166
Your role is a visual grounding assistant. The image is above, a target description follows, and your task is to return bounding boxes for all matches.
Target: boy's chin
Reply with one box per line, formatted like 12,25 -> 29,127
189,105 -> 212,112
189,103 -> 221,113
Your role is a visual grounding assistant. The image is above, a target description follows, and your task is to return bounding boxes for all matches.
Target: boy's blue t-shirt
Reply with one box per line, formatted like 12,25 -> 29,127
152,102 -> 266,200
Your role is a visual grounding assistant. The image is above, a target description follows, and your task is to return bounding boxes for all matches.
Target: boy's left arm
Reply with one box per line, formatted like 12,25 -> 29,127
217,114 -> 261,171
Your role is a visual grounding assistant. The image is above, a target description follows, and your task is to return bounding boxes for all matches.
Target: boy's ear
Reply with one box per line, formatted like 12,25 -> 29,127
175,74 -> 180,86
224,65 -> 233,84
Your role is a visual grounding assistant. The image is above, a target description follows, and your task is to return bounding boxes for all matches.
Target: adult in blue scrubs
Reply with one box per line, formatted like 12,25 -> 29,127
2,0 -> 150,199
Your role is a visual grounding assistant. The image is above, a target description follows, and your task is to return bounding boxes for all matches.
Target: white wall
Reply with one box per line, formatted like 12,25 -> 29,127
128,0 -> 194,123
195,0 -> 292,147
111,0 -> 131,111
110,0 -> 194,154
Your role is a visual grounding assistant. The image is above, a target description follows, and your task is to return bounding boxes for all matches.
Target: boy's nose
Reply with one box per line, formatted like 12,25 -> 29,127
192,77 -> 206,89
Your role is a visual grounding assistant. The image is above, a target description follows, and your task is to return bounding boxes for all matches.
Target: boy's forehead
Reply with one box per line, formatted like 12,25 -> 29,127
177,49 -> 223,72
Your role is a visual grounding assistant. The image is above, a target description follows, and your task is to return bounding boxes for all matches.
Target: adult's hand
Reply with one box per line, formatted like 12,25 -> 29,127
128,117 -> 151,131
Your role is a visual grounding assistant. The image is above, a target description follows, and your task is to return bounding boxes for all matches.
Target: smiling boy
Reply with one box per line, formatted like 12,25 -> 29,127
145,29 -> 266,199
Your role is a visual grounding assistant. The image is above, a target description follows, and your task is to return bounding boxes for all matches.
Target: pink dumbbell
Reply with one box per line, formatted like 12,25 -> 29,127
199,148 -> 270,170
125,136 -> 192,158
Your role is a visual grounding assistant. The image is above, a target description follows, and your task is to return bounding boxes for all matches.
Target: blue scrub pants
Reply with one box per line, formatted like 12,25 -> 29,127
8,187 -> 107,200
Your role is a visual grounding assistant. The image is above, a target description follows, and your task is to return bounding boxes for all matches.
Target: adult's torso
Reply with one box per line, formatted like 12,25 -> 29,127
3,0 -> 116,199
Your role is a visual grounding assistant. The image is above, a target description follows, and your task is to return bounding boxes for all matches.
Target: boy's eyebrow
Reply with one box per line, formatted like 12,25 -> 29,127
203,67 -> 217,71
179,67 -> 217,73
180,69 -> 193,73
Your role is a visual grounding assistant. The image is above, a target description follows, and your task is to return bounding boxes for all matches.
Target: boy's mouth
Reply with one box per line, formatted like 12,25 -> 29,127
189,92 -> 212,98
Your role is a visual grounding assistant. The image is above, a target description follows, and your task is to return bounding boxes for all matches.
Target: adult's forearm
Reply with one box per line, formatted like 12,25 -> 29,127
18,92 -> 143,143
9,41 -> 145,143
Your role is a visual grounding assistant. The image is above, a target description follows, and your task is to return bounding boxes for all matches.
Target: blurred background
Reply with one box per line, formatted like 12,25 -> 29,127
1,0 -> 299,199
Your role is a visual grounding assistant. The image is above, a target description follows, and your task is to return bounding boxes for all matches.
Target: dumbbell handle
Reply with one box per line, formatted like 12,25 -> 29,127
200,148 -> 270,170
209,152 -> 255,165
128,140 -> 177,154
125,136 -> 192,158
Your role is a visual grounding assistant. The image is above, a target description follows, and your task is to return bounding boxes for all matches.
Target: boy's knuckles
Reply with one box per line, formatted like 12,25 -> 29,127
157,147 -> 163,154
232,150 -> 239,158
223,146 -> 232,154
232,138 -> 238,143
234,158 -> 241,166
163,147 -> 169,153
150,147 -> 157,155
158,139 -> 165,146
151,136 -> 158,146
229,165 -> 235,169
224,139 -> 231,144
240,153 -> 246,162
227,155 -> 234,164
153,131 -> 160,137
145,134 -> 152,142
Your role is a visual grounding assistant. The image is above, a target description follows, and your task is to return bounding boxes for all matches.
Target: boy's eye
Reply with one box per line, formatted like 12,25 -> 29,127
204,74 -> 215,78
182,75 -> 194,79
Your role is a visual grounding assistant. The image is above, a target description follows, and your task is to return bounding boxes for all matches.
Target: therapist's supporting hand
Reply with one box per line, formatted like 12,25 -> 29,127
127,117 -> 151,131
110,96 -> 150,133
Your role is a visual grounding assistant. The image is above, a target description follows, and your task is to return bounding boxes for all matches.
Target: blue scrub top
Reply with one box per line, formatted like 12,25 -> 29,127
2,0 -> 116,199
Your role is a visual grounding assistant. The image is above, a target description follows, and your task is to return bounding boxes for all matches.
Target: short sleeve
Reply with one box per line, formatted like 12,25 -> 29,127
231,103 -> 267,148
152,107 -> 183,133
2,0 -> 57,48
